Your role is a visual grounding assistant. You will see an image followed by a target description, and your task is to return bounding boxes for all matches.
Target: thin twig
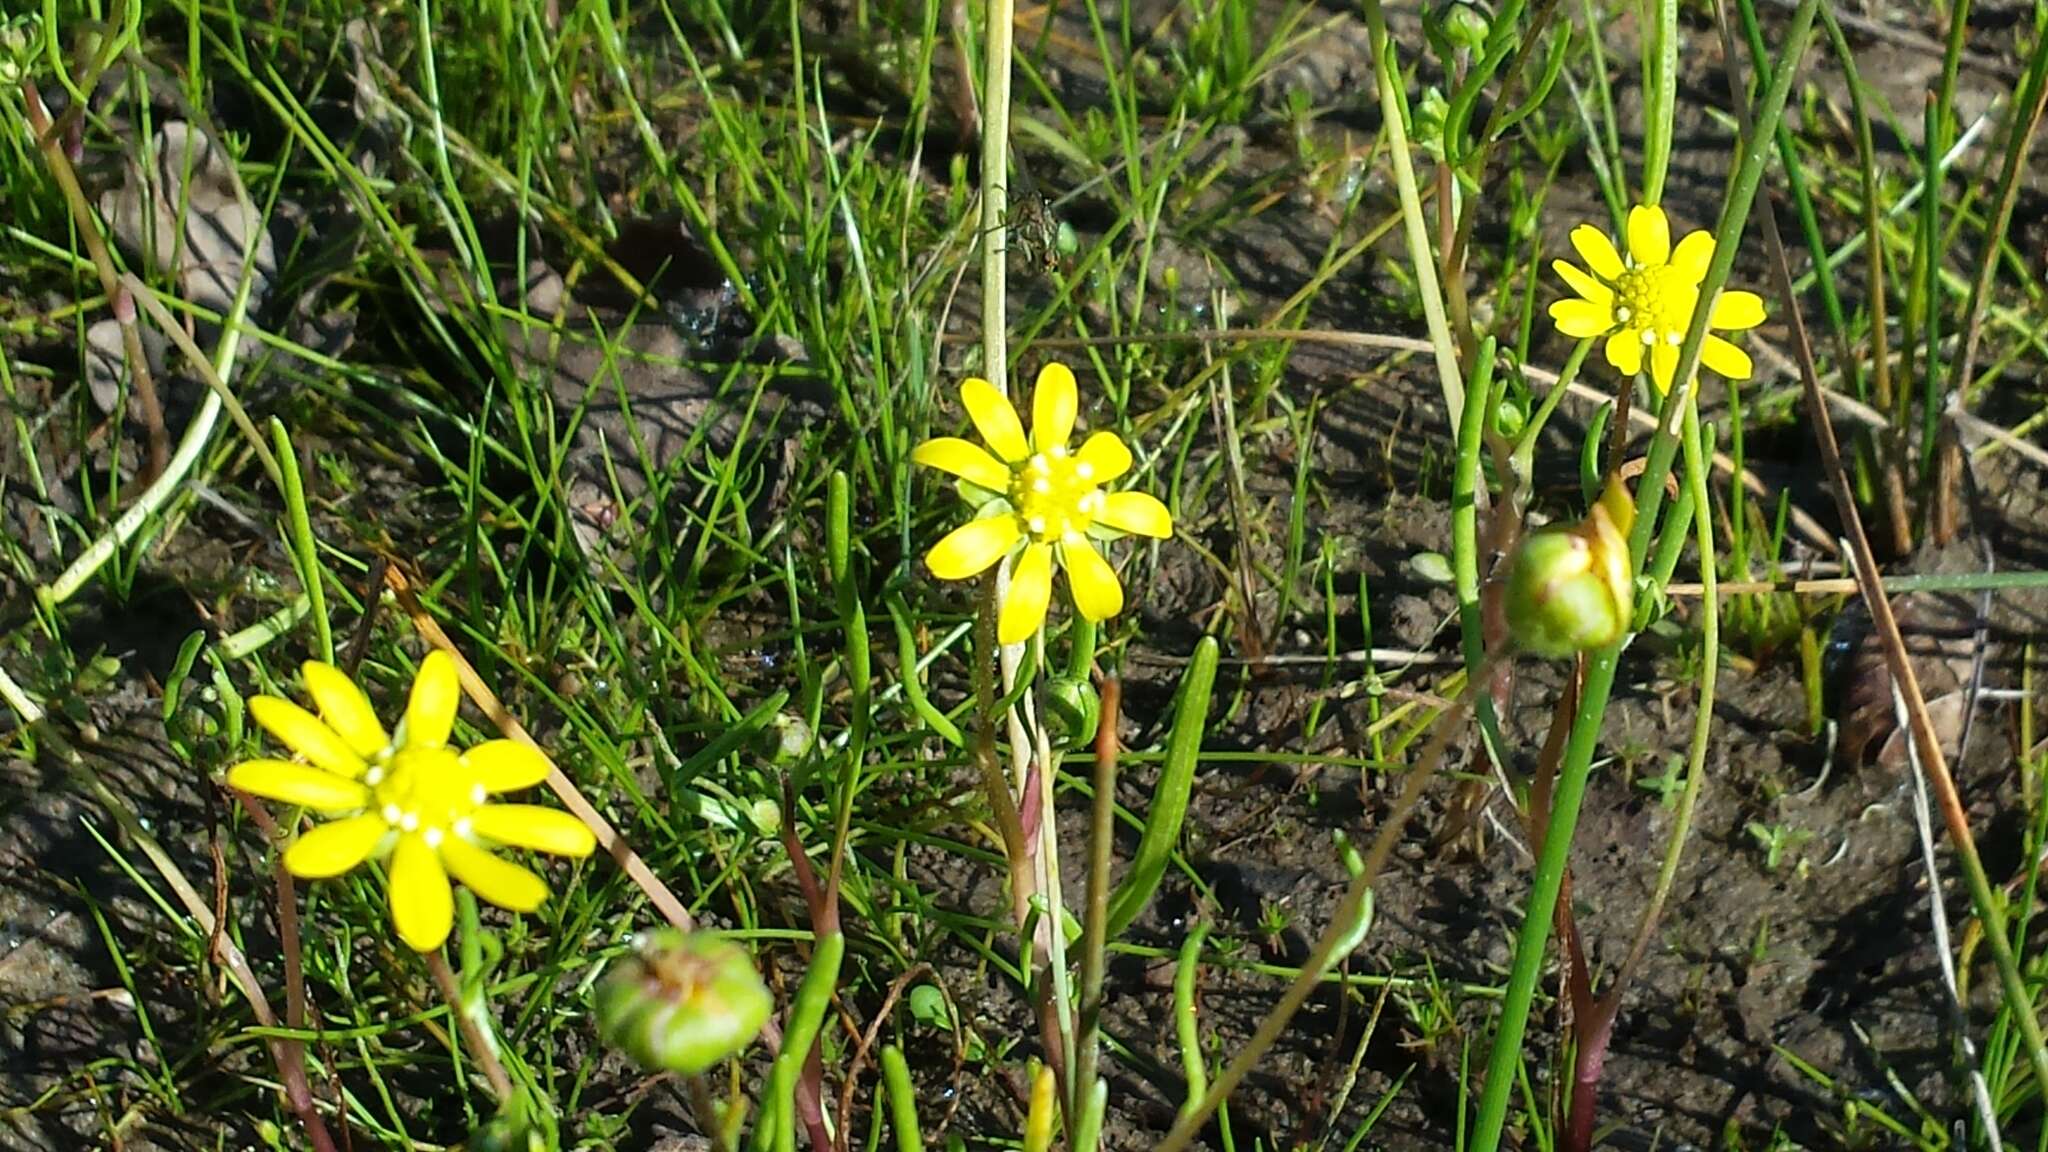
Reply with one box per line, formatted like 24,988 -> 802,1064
1854,543 -> 2004,1150
1758,165 -> 2048,1103
382,563 -> 696,932
1001,325 -> 1839,553
22,80 -> 169,482
423,951 -> 514,1102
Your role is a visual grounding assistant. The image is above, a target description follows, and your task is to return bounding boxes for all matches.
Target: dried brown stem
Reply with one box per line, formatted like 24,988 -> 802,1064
423,951 -> 514,1102
1759,177 -> 2048,1100
833,963 -> 935,1152
382,563 -> 696,932
22,80 -> 170,482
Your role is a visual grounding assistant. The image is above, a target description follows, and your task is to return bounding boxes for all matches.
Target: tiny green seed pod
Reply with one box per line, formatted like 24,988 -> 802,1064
595,930 -> 773,1075
1504,478 -> 1635,659
1045,675 -> 1101,746
1426,0 -> 1492,57
761,711 -> 813,765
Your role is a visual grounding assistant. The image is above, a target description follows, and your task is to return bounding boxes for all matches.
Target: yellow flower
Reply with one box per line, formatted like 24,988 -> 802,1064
912,362 -> 1173,645
1549,204 -> 1767,392
226,651 -> 596,952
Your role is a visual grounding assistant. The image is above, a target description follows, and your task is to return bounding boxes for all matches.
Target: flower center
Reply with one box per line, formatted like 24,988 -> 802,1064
366,746 -> 482,848
1611,265 -> 1695,347
1010,449 -> 1105,543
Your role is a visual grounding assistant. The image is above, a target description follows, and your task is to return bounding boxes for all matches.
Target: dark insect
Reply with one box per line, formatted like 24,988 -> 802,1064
1006,153 -> 1067,277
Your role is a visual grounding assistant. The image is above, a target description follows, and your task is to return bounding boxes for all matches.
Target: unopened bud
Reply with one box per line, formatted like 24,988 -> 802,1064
1045,676 -> 1100,745
1504,478 -> 1635,659
762,711 -> 813,765
595,930 -> 772,1075
1429,0 -> 1492,55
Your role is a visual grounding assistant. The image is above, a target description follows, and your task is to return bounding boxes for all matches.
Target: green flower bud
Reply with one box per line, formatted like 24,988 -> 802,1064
595,930 -> 773,1075
1427,0 -> 1492,56
1045,676 -> 1100,745
1504,479 -> 1635,659
761,711 -> 813,765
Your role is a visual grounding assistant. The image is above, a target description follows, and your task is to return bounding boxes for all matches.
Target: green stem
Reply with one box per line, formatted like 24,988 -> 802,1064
979,0 -> 1012,389
423,949 -> 513,1102
889,596 -> 964,747
1153,690 -> 1470,1152
1468,648 -> 1620,1150
1450,339 -> 1509,772
879,1045 -> 924,1152
1172,923 -> 1212,1116
1509,339 -> 1593,487
759,932 -> 846,1152
1071,678 -> 1118,1144
1640,0 -> 1678,204
1468,5 -> 1820,1147
825,471 -> 868,931
1361,0 -> 1465,417
1949,7 -> 2048,404
270,420 -> 331,664
1602,406 -> 1718,1010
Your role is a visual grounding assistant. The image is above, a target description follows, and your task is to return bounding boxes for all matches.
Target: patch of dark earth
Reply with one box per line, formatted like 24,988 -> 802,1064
10,1 -> 2048,1149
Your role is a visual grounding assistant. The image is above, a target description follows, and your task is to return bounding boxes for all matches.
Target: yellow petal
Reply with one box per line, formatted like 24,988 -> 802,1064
960,377 -> 1030,463
1062,538 -> 1124,621
1700,334 -> 1754,380
471,804 -> 598,857
998,543 -> 1055,645
1095,491 -> 1173,538
1551,259 -> 1613,307
1709,290 -> 1765,331
1604,328 -> 1644,377
927,515 -> 1023,580
1670,231 -> 1714,282
249,697 -> 369,780
463,740 -> 553,794
1031,362 -> 1078,452
227,759 -> 371,813
1649,341 -> 1681,393
1626,204 -> 1670,267
283,813 -> 389,879
404,650 -> 460,750
388,833 -> 454,952
1549,298 -> 1613,339
911,437 -> 1012,492
1569,224 -> 1625,281
1075,432 -> 1133,485
301,663 -> 389,759
441,838 -> 549,912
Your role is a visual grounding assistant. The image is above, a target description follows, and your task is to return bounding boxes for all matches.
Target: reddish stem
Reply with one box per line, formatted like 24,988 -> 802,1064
234,795 -> 342,1152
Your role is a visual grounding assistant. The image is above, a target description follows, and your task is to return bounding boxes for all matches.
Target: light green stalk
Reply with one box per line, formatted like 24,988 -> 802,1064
1360,0 -> 1464,417
1467,4 -> 1820,1148
979,0 -> 1012,391
270,420 -> 331,663
1640,0 -> 1678,204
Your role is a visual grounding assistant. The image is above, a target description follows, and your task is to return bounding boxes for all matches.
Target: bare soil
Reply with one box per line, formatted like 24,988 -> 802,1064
7,2 -> 2048,1150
